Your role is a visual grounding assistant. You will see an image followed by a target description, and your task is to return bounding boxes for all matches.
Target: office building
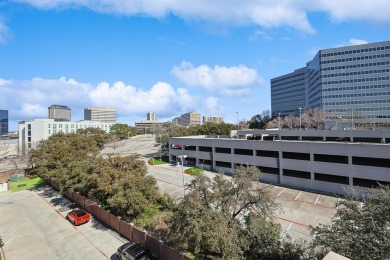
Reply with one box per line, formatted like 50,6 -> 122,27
147,112 -> 156,121
175,112 -> 201,127
84,107 -> 116,123
203,116 -> 224,124
169,129 -> 390,195
271,41 -> 390,126
0,110 -> 8,134
48,105 -> 71,122
18,119 -> 114,156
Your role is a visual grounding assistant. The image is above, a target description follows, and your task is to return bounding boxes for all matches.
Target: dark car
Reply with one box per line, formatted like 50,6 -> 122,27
66,209 -> 91,226
116,242 -> 158,260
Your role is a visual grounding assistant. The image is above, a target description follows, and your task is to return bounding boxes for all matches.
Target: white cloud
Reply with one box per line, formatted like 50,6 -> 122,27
0,77 -> 197,127
171,61 -> 259,96
336,38 -> 369,47
10,0 -> 390,33
0,18 -> 10,43
203,96 -> 222,115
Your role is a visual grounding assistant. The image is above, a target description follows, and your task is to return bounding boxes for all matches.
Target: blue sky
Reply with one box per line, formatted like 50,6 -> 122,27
1,1 -> 390,131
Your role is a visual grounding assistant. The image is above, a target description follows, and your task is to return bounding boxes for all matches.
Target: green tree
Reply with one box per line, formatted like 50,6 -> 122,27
0,235 -> 4,248
310,185 -> 390,260
167,166 -> 304,259
77,127 -> 109,149
110,123 -> 137,140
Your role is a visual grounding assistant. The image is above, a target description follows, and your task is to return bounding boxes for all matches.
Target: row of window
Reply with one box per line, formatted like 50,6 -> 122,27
213,162 -> 389,188
271,83 -> 305,94
321,53 -> 390,64
321,45 -> 390,57
324,76 -> 390,85
48,124 -> 111,129
271,72 -> 305,84
327,106 -> 390,112
322,68 -> 390,78
323,83 -> 390,92
321,61 -> 390,71
324,92 -> 390,99
324,100 -> 390,107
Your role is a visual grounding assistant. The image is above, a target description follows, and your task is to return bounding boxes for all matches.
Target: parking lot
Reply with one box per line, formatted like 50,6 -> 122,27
147,163 -> 339,243
0,186 -> 127,260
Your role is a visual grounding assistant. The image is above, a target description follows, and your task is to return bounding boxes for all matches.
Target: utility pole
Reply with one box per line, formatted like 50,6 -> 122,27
236,112 -> 239,131
278,113 -> 281,130
299,107 -> 302,130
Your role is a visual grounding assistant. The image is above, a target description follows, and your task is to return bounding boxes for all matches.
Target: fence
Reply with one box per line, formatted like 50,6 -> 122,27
46,178 -> 187,260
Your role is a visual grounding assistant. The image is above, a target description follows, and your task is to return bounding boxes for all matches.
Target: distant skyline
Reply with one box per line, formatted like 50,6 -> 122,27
1,1 -> 390,130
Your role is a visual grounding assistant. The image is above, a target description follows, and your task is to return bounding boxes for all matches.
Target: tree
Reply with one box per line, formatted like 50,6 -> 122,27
310,185 -> 390,260
110,123 -> 137,140
167,166 -> 304,259
0,235 -> 4,248
77,127 -> 109,149
248,110 -> 271,129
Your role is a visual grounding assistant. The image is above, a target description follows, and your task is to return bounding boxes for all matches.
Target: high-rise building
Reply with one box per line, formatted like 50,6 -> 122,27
84,107 -> 116,123
147,112 -> 156,121
0,109 -> 8,134
203,116 -> 224,124
179,112 -> 201,127
48,105 -> 71,122
271,41 -> 390,126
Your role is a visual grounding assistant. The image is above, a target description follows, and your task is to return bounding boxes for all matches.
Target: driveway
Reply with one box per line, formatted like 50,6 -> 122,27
0,186 -> 127,260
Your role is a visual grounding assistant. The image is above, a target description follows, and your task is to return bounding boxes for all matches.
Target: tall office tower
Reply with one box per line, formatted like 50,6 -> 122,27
0,109 -> 8,134
180,112 -> 201,127
48,105 -> 71,122
203,116 -> 224,124
84,107 -> 116,123
271,41 -> 390,125
147,112 -> 156,121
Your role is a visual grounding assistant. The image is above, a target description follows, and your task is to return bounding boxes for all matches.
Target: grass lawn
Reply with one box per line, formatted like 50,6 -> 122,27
148,155 -> 169,165
9,177 -> 46,192
185,167 -> 203,175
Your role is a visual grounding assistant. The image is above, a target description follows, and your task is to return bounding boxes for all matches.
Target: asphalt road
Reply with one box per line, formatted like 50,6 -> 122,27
0,186 -> 127,260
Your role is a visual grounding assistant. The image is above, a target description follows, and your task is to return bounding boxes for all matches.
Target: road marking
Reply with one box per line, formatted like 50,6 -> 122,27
277,188 -> 286,197
314,195 -> 321,205
281,222 -> 293,239
295,191 -> 303,201
169,188 -> 183,195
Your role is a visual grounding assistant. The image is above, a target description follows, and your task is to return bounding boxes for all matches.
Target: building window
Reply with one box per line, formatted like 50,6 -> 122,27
234,149 -> 253,156
199,146 -> 212,152
283,169 -> 311,179
215,147 -> 231,154
353,178 -> 390,188
215,161 -> 232,168
184,145 -> 196,151
314,154 -> 348,164
352,156 -> 390,168
257,166 -> 279,175
283,152 -> 310,161
256,150 -> 279,158
314,173 -> 349,184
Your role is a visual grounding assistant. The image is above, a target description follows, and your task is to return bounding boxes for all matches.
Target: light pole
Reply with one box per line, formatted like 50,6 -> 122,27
236,112 -> 239,131
278,113 -> 281,130
299,107 -> 302,130
178,155 -> 187,196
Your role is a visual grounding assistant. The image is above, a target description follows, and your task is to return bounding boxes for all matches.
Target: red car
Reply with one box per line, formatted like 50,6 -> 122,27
67,209 -> 91,226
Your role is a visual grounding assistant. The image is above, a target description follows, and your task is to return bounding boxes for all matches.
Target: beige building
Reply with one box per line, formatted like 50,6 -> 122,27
84,107 -> 116,123
174,112 -> 201,127
203,116 -> 224,124
48,105 -> 71,122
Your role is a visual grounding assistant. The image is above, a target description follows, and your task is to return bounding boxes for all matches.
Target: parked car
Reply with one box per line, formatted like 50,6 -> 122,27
66,209 -> 90,226
116,242 -> 158,260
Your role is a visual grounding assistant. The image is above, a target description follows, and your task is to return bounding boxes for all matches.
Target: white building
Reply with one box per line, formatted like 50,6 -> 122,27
203,116 -> 224,124
147,112 -> 156,121
18,119 -> 114,157
170,129 -> 390,195
84,107 -> 116,123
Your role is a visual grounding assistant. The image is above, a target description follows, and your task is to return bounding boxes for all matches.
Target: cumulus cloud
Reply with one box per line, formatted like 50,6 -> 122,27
337,38 -> 369,47
203,96 -> 222,115
0,77 -> 197,128
171,61 -> 259,96
11,0 -> 390,33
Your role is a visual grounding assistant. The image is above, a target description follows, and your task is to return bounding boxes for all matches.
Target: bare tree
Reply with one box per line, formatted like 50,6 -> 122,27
311,107 -> 328,129
283,115 -> 298,130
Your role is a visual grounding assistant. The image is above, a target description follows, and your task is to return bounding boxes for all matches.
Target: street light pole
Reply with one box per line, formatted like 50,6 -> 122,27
299,107 -> 302,130
178,155 -> 187,196
236,112 -> 239,131
278,113 -> 281,130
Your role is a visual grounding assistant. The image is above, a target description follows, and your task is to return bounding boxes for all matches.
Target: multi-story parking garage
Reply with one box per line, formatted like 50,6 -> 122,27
169,130 -> 390,195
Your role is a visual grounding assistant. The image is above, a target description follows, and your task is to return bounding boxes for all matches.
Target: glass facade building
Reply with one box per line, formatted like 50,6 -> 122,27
0,110 -> 8,134
271,41 -> 390,125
